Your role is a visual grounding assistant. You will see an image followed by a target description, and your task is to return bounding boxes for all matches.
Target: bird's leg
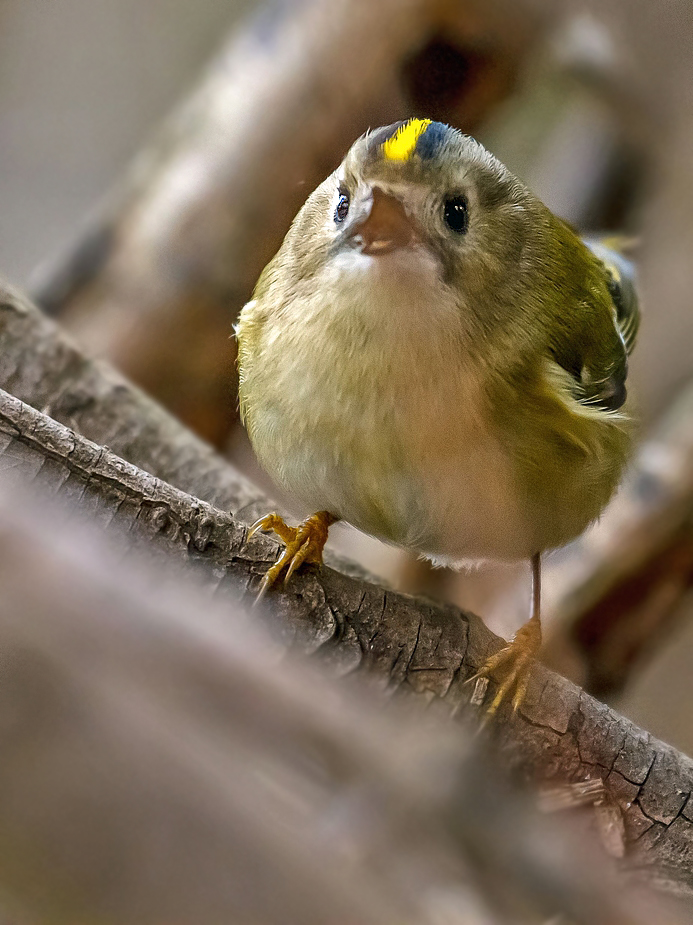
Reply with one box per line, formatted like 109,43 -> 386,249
247,510 -> 338,599
469,552 -> 543,716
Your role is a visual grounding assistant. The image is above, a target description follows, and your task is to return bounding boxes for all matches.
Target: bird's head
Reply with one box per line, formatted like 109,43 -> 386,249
275,119 -> 547,336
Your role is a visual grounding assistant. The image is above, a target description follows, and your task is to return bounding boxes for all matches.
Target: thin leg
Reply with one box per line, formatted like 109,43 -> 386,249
468,552 -> 543,716
507,552 -> 542,712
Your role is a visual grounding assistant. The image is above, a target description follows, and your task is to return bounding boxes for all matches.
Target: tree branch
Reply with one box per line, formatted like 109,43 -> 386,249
2,378 -> 693,898
0,486 -> 684,924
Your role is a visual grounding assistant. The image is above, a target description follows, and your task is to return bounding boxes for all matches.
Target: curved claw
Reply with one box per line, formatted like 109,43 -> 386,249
248,513 -> 296,545
467,615 -> 541,717
466,643 -> 517,686
246,511 -> 337,600
284,539 -> 312,586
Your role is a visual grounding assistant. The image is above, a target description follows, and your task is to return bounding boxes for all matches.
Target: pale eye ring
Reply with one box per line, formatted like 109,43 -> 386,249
335,192 -> 350,223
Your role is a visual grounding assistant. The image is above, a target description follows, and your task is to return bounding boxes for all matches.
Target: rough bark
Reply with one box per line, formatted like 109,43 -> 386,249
0,491 -> 684,925
30,0 -> 535,445
3,383 -> 693,901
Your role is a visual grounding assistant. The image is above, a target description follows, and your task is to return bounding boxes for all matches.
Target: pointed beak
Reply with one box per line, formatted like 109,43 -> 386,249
345,187 -> 415,255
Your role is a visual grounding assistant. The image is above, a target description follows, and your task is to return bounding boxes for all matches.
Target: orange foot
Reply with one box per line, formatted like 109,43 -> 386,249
469,613 -> 542,716
468,552 -> 543,717
248,510 -> 337,599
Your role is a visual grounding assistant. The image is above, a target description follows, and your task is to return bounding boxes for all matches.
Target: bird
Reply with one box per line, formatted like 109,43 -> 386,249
235,118 -> 639,715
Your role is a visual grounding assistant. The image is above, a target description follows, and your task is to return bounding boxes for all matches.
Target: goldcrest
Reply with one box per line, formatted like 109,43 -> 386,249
236,118 -> 639,714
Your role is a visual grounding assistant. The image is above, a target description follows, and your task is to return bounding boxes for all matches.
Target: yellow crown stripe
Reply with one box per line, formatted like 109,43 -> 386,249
382,118 -> 432,162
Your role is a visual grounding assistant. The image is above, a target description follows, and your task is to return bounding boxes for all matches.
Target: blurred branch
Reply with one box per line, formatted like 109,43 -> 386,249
0,281 -> 268,521
0,492 -> 684,924
543,381 -> 693,697
3,361 -> 693,898
28,0 -> 539,445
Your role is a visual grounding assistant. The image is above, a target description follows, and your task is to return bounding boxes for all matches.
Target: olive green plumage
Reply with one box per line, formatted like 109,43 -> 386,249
236,119 -> 639,564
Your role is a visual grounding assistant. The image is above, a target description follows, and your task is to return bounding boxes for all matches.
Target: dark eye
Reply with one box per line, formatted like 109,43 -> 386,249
443,196 -> 468,234
335,192 -> 350,223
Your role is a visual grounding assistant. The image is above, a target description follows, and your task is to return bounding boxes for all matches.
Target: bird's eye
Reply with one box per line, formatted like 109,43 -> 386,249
443,196 -> 469,234
335,192 -> 350,223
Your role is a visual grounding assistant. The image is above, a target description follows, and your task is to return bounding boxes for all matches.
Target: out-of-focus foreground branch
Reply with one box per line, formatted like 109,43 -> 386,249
0,489 -> 684,925
3,276 -> 693,901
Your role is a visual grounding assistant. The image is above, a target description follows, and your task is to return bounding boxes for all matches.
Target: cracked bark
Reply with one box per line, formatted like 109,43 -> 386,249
3,372 -> 693,899
0,489 -> 686,925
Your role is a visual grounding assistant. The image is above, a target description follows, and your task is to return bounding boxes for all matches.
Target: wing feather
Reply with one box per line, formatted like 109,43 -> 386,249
579,238 -> 641,411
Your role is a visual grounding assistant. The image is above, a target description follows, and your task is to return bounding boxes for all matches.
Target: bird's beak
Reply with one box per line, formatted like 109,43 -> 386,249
345,187 -> 415,255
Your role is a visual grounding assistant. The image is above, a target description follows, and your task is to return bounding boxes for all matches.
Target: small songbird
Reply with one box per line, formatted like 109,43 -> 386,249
236,118 -> 639,714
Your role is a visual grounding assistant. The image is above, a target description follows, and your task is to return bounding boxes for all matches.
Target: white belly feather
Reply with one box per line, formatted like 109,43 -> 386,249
242,248 -> 532,563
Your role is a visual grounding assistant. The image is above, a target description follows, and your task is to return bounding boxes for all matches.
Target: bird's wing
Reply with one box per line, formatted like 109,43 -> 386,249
573,239 -> 640,412
585,238 -> 640,356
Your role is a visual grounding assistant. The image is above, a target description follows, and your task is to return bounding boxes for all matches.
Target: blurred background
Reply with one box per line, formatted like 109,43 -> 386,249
2,0 -> 693,756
